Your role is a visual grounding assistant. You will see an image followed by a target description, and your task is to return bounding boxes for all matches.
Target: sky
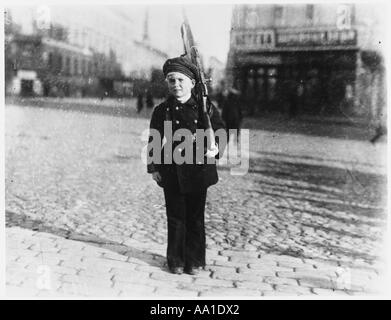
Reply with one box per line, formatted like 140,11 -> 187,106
5,0 -> 390,64
143,4 -> 233,63
5,1 -> 234,64
179,4 -> 233,63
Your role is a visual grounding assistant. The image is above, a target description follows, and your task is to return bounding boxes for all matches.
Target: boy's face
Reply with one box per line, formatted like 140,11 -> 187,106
166,72 -> 195,99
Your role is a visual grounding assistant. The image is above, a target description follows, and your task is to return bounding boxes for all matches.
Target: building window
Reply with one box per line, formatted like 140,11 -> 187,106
57,54 -> 63,73
94,61 -> 98,75
274,5 -> 284,26
74,58 -> 79,75
306,4 -> 314,24
88,61 -> 92,75
48,52 -> 53,69
65,57 -> 71,75
81,59 -> 85,75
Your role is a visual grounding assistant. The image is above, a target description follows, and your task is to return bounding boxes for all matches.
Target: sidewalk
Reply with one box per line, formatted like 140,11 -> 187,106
6,226 -> 386,298
5,97 -> 388,298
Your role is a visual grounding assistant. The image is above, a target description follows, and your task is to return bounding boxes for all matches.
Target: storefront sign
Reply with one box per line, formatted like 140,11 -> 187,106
276,29 -> 357,47
234,30 -> 275,50
237,54 -> 282,65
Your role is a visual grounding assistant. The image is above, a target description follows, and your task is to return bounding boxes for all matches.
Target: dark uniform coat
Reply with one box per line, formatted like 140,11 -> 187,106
147,95 -> 226,193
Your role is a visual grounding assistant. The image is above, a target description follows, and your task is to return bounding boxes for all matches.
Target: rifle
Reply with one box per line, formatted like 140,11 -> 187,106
180,14 -> 218,159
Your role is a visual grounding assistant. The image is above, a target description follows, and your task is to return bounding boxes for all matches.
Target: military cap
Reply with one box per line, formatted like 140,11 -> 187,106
163,56 -> 198,81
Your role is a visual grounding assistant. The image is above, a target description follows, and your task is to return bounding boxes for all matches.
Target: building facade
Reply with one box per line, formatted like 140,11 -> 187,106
226,3 -> 386,119
5,6 -> 170,97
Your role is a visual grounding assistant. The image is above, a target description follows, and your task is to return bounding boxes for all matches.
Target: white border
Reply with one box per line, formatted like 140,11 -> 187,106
1,0 -> 390,301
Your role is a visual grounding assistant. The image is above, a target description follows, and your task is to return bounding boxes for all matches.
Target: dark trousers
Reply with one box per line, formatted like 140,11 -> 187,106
163,187 -> 207,269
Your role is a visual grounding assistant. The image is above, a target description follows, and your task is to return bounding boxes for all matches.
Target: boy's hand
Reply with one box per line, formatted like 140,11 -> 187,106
152,172 -> 162,183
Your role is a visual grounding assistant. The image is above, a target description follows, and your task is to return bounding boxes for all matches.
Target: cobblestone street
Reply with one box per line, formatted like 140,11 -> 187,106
5,102 -> 388,297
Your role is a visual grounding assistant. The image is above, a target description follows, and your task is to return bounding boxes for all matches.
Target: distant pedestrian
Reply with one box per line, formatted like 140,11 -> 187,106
146,90 -> 154,109
370,116 -> 387,144
137,93 -> 144,113
289,80 -> 304,118
216,80 -> 228,110
221,86 -> 242,143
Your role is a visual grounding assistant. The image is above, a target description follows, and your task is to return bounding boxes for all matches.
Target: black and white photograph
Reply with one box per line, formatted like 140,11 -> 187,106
2,0 -> 390,301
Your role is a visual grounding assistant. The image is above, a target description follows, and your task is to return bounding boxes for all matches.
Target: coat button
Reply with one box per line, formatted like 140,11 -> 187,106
166,108 -> 169,111
176,120 -> 179,124
175,107 -> 179,110
194,119 -> 198,123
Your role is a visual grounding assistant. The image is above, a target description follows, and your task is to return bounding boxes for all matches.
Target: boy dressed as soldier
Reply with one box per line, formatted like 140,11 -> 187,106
147,56 -> 225,275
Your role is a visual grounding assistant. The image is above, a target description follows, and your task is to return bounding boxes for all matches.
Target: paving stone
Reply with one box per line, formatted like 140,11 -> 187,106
101,252 -> 129,262
6,277 -> 24,286
208,255 -> 230,264
229,256 -> 263,264
238,268 -> 276,277
16,276 -> 62,292
234,281 -> 274,291
248,263 -> 292,272
16,255 -> 62,267
111,270 -> 151,282
176,283 -> 215,293
212,272 -> 266,282
263,276 -> 299,287
277,260 -> 308,269
193,277 -> 234,288
9,249 -> 40,259
208,266 -> 238,274
212,260 -> 248,268
262,291 -> 301,297
153,288 -> 199,297
24,264 -> 78,276
190,269 -> 213,278
150,272 -> 193,283
134,265 -> 165,273
6,260 -> 28,270
79,258 -> 131,271
274,255 -> 305,265
199,288 -> 262,297
35,289 -> 86,298
274,285 -> 314,295
117,284 -> 156,297
58,283 -> 94,297
293,265 -> 317,272
126,257 -> 160,267
61,274 -> 113,287
276,271 -> 332,281
312,288 -> 351,296
113,274 -> 174,289
298,277 -> 338,290
220,250 -> 260,258
6,285 -> 41,298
